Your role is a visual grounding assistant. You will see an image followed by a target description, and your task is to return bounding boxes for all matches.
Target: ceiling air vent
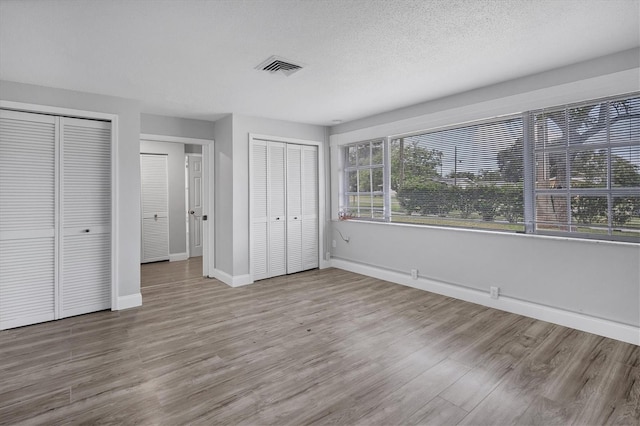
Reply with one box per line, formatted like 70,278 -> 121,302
256,55 -> 304,76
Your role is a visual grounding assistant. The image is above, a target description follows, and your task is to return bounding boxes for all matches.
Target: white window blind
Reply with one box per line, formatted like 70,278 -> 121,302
389,117 -> 524,231
532,95 -> 640,241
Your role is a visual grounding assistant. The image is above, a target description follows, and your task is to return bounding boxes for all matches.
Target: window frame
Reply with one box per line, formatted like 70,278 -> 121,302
342,139 -> 387,220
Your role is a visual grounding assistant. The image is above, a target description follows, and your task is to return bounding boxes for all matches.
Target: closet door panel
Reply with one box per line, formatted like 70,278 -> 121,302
287,145 -> 303,274
0,110 -> 56,329
61,118 -> 111,318
268,142 -> 286,277
140,154 -> 169,263
269,219 -> 287,277
141,217 -> 169,263
251,142 -> 269,280
62,233 -> 110,317
301,146 -> 319,270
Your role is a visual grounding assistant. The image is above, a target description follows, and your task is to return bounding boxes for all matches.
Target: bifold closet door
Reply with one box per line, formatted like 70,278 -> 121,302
0,110 -> 57,329
140,154 -> 170,263
286,144 -> 303,274
301,146 -> 319,270
251,141 -> 269,280
268,142 -> 287,277
60,117 -> 111,318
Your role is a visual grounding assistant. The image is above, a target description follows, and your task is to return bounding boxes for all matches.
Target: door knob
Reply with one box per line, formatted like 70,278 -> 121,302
190,210 -> 195,215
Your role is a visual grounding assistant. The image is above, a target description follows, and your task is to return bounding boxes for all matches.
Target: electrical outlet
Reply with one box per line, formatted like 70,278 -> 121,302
332,239 -> 337,248
410,269 -> 418,280
490,286 -> 500,299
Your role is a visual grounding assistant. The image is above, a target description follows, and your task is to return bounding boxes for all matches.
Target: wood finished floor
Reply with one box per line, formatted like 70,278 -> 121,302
1,258 -> 638,425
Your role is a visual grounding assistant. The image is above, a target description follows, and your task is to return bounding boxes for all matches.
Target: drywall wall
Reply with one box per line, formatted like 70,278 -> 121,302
332,48 -> 640,135
328,50 -> 640,341
141,113 -> 215,140
139,140 -> 186,256
231,114 -> 327,277
331,221 -> 640,327
0,79 -> 141,300
213,114 -> 234,276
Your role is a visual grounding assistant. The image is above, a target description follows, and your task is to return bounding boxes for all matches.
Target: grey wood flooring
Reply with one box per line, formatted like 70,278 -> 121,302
1,258 -> 638,425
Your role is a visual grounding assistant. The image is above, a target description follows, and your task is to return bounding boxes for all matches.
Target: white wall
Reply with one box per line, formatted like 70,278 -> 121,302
139,140 -> 186,256
141,113 -> 215,141
328,49 -> 640,344
213,114 -> 234,276
0,79 -> 142,300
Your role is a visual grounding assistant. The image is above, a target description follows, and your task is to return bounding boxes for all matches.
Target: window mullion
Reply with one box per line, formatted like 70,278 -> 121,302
383,137 -> 391,222
523,112 -> 534,233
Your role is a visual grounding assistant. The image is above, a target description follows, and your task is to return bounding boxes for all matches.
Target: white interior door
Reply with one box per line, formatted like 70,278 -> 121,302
187,154 -> 203,257
268,142 -> 287,277
286,144 -> 303,274
60,117 -> 112,318
0,110 -> 57,329
140,154 -> 170,263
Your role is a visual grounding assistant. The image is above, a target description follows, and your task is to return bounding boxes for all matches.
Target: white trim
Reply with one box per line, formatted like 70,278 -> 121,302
0,100 -> 120,315
249,133 -> 327,282
210,269 -> 254,288
169,252 -> 189,262
116,293 -> 142,310
140,134 -> 214,278
330,258 -> 640,346
0,100 -> 119,121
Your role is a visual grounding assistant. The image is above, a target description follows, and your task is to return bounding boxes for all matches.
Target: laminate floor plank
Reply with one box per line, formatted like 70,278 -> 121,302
0,258 -> 637,425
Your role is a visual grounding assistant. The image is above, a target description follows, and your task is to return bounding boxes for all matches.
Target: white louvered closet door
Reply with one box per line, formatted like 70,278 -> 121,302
60,117 -> 112,318
301,146 -> 319,270
286,144 -> 303,274
0,110 -> 57,329
268,142 -> 287,277
140,154 -> 170,263
251,141 -> 269,280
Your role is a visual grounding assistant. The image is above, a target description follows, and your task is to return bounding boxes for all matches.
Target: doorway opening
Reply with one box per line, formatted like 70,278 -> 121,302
139,134 -> 214,278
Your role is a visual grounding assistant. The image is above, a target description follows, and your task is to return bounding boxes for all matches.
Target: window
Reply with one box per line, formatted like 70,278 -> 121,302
532,95 -> 640,241
389,117 -> 524,232
339,93 -> 639,242
343,139 -> 385,219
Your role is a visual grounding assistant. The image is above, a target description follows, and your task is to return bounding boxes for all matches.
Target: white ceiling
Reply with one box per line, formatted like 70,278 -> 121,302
1,0 -> 638,126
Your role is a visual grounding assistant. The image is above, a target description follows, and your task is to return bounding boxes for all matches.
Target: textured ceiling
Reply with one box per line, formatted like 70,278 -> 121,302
1,0 -> 638,126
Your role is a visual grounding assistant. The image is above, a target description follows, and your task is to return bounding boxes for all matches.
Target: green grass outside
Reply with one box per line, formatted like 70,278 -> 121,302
347,194 -> 640,238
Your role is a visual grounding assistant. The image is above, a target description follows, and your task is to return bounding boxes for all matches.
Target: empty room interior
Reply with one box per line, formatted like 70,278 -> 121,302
1,0 -> 639,424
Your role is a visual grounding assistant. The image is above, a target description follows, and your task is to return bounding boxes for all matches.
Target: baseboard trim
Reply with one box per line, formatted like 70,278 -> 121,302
169,252 -> 189,262
211,269 -> 254,288
330,258 -> 640,346
116,293 -> 142,310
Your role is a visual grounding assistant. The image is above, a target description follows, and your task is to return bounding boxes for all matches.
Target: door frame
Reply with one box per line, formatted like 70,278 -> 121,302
0,100 -> 120,310
140,134 -> 214,278
248,133 -> 327,283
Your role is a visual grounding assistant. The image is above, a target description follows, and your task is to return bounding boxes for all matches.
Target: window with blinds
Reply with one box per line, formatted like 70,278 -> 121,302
532,95 -> 640,241
339,92 -> 639,242
390,117 -> 524,231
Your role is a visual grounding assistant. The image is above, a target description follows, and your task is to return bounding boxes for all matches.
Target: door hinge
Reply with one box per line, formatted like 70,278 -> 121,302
202,215 -> 208,221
